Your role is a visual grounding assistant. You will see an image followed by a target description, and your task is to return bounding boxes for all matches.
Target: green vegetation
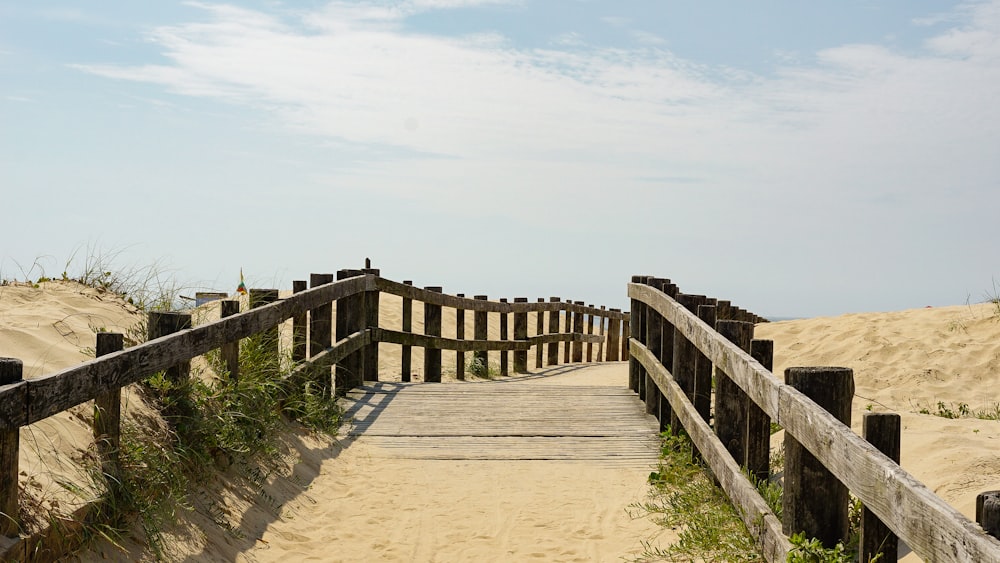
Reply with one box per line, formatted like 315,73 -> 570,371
916,400 -> 1000,421
466,355 -> 502,379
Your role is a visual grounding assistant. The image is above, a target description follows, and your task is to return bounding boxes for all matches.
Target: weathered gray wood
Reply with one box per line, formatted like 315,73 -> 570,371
715,320 -> 752,466
669,294 -> 700,435
310,273 -> 335,396
513,298 -> 528,373
586,305 -> 594,363
628,282 -> 1000,562
402,280 -> 413,382
0,358 -> 23,537
292,280 -> 307,363
621,314 -> 629,362
500,298 -> 509,376
629,276 -> 643,392
658,283 -> 677,433
747,339 -> 773,482
93,333 -> 124,493
862,413 -> 900,563
596,306 -> 606,363
474,295 -> 489,370
631,341 -> 791,562
572,300 -> 585,363
424,286 -> 444,382
644,287 -> 662,417
362,268 -> 381,382
563,304 -> 572,364
694,304 -> 718,425
220,300 -> 240,381
606,309 -> 621,362
249,288 -> 280,372
535,298 -> 545,369
547,298 -> 561,366
373,329 -> 599,352
783,366 -> 854,548
456,294 -> 466,381
978,491 -> 1000,540
336,270 -> 365,394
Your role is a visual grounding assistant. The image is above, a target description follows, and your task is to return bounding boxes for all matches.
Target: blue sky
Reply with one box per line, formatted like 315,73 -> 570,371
2,1 -> 999,318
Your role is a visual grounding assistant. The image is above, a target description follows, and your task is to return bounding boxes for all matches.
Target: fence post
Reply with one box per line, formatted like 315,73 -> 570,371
249,288 -> 280,372
606,309 -> 621,362
714,320 -> 752,466
547,298 -> 561,366
621,312 -> 630,363
499,298 -> 510,376
658,283 -> 677,432
309,273 -> 334,396
572,301 -> 585,363
978,491 -> 1000,540
535,298 -> 545,369
629,275 -> 643,393
644,281 -> 663,417
514,298 -> 528,373
585,305 -> 594,363
746,339 -> 773,482
362,268 -> 380,382
220,300 -> 240,381
563,302 -> 572,364
402,280 -> 413,382
861,413 -> 901,562
424,287 -> 443,382
335,269 -> 364,394
474,295 -> 488,373
292,280 -> 307,363
0,358 -> 23,537
596,306 -> 606,362
148,311 -> 193,418
93,333 -> 124,491
694,303 -> 717,424
783,366 -> 854,548
456,294 -> 466,381
669,294 -> 701,435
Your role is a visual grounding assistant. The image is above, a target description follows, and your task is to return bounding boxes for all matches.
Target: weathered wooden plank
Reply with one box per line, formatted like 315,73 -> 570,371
0,358 -> 23,536
629,283 -> 1000,562
372,329 -> 601,352
632,341 -> 791,562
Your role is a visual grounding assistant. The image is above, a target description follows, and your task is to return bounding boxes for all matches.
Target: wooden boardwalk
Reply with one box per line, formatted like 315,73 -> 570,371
339,367 -> 662,468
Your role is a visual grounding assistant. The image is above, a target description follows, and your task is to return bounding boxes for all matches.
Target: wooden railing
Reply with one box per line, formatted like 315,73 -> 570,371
0,270 -> 628,557
627,275 -> 1000,562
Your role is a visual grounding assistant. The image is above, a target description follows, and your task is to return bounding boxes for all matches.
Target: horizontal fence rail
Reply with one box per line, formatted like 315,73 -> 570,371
0,269 -> 629,558
627,277 -> 1000,563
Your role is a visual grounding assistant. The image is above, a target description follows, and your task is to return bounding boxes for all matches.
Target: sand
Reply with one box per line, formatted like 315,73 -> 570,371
3,280 -> 998,561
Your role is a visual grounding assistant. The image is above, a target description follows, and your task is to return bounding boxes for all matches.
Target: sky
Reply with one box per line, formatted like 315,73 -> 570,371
2,0 -> 999,318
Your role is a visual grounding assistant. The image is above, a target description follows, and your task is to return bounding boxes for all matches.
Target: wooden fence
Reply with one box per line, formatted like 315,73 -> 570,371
627,275 -> 1000,562
0,270 -> 628,559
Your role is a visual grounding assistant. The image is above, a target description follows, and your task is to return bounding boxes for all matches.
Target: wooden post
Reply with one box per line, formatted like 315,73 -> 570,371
861,413 -> 901,562
635,278 -> 649,398
292,280 -> 307,363
783,366 -> 854,548
335,269 -> 364,394
714,320 -> 752,466
621,313 -> 630,363
717,300 -> 732,321
93,333 -> 124,490
148,311 -> 192,386
977,491 -> 1000,540
585,305 -> 594,363
596,306 -> 606,362
474,295 -> 488,373
249,288 -> 280,372
606,309 -> 621,362
746,339 -> 773,482
547,298 -> 561,366
309,273 -> 334,396
424,287 -> 443,382
629,276 -> 643,393
220,300 -> 240,381
572,301 -> 584,363
563,303 -> 572,364
0,358 -> 22,537
361,268 -> 380,382
535,298 -> 545,369
456,294 -> 466,381
644,286 -> 663,417
658,283 -> 677,432
499,298 -> 509,376
514,298 -> 528,373
669,294 -> 701,434
694,304 -> 717,424
402,280 -> 413,382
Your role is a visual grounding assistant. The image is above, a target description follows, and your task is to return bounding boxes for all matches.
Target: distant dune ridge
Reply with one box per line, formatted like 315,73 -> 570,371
1,279 -> 998,561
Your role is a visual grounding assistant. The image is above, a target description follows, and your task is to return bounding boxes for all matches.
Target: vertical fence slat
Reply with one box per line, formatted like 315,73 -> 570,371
572,301 -> 585,363
220,300 -> 240,381
362,268 -> 380,382
596,306 -> 606,363
563,302 -> 572,364
424,286 -> 443,382
309,273 -> 334,396
658,283 -> 677,432
514,298 -> 528,373
694,303 -> 717,425
335,269 -> 364,394
499,298 -> 509,376
861,412 -> 901,562
644,282 -> 663,416
783,366 -> 854,548
456,294 -> 466,381
93,333 -> 124,490
547,298 -> 561,366
535,298 -> 545,369
747,339 -> 774,482
292,280 -> 307,363
249,288 -> 280,371
669,294 -> 700,435
607,309 -> 621,362
474,295 -> 488,373
585,305 -> 594,363
401,280 -> 413,382
629,275 -> 643,392
978,491 -> 1000,540
621,313 -> 630,363
0,358 -> 23,537
714,320 -> 752,466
